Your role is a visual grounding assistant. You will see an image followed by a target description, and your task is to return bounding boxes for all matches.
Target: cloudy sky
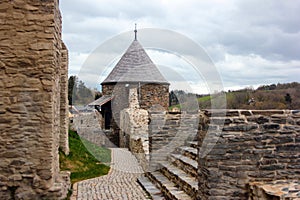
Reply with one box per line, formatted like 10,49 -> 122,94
60,0 -> 300,94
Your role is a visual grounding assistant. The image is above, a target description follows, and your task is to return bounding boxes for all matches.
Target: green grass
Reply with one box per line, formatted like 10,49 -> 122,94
169,104 -> 181,110
59,130 -> 111,184
169,95 -> 212,110
197,95 -> 211,102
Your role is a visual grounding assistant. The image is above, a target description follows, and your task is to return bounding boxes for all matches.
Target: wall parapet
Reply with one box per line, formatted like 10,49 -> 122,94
198,109 -> 300,199
119,88 -> 149,170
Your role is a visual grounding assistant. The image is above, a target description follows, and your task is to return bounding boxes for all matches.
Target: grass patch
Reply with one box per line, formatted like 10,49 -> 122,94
59,130 -> 111,184
169,95 -> 212,110
169,104 -> 181,110
197,95 -> 211,102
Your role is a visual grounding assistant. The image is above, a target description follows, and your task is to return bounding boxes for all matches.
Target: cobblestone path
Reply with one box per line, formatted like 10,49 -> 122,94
71,148 -> 150,200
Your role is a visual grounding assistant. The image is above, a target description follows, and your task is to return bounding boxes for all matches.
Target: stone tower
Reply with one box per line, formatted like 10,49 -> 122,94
0,0 -> 70,199
99,29 -> 169,145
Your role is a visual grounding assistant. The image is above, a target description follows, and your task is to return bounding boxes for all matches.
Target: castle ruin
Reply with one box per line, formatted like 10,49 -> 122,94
0,0 -> 70,199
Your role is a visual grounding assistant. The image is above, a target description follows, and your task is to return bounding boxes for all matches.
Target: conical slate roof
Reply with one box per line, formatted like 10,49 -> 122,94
101,40 -> 169,85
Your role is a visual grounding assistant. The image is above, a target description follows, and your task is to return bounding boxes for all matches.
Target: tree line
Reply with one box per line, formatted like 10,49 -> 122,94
68,76 -> 101,105
68,77 -> 299,110
170,82 -> 300,110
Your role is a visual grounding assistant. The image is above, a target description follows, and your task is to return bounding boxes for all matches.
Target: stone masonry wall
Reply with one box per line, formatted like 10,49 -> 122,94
73,111 -> 116,148
149,111 -> 198,170
59,43 -> 69,155
102,83 -> 128,146
0,0 -> 70,199
119,88 -> 149,170
102,83 -> 169,147
139,83 -> 169,111
102,83 -> 169,120
102,83 -> 169,111
198,110 -> 300,199
102,83 -> 129,125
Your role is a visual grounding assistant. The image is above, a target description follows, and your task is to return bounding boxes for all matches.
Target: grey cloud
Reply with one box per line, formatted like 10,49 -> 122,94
234,0 -> 300,33
60,0 -> 300,92
214,0 -> 300,61
61,0 -> 165,19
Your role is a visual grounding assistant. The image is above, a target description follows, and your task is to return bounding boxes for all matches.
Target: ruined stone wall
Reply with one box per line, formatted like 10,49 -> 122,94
198,110 -> 300,199
149,112 -> 198,170
73,111 -> 116,148
0,0 -> 70,199
72,112 -> 102,132
119,88 -> 149,170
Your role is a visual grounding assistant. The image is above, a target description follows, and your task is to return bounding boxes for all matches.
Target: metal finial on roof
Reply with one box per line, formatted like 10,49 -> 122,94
134,23 -> 137,40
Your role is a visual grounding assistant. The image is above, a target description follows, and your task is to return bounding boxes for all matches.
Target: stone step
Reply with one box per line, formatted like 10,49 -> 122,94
177,146 -> 198,161
149,152 -> 169,171
147,171 -> 192,200
137,176 -> 165,200
169,153 -> 198,177
186,141 -> 198,148
159,162 -> 198,199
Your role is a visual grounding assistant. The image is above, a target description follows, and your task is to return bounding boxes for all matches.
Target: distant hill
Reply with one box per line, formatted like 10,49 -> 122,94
170,82 -> 300,110
224,82 -> 300,109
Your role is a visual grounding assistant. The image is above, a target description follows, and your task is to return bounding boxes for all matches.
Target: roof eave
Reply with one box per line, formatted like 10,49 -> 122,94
101,81 -> 170,85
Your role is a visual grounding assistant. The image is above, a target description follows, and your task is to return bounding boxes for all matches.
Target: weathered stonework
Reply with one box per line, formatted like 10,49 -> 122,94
149,111 -> 198,170
198,110 -> 300,199
139,84 -> 169,110
119,88 -> 149,170
102,83 -> 169,115
60,43 -> 69,155
102,83 -> 169,147
0,0 -> 70,199
72,111 -> 116,148
248,180 -> 300,199
141,109 -> 300,199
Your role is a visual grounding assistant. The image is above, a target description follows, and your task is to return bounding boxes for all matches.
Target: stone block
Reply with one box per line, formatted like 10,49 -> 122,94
222,124 -> 258,131
259,164 -> 285,170
24,4 -> 39,11
240,110 -> 252,116
0,118 -> 11,123
262,123 -> 280,130
268,136 -> 293,144
7,104 -> 27,114
210,117 -> 232,125
2,150 -> 24,158
276,144 -> 300,152
252,110 -> 284,115
9,174 -> 22,181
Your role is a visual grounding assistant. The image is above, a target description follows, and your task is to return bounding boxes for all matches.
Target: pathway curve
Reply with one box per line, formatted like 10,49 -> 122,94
71,148 -> 150,200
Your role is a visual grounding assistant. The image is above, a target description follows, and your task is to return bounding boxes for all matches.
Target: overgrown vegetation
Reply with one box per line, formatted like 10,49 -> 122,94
59,130 -> 110,184
170,82 -> 300,110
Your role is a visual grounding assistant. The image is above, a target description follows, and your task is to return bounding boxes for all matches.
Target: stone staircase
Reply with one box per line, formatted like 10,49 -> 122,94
138,141 -> 198,200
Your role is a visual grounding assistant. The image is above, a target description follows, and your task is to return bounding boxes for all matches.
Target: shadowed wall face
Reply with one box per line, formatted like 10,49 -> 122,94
0,0 -> 70,199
